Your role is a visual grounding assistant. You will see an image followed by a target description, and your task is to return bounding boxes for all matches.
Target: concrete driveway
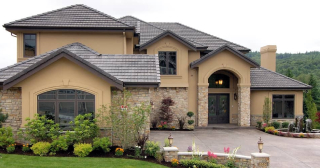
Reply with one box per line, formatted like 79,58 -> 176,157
150,126 -> 320,168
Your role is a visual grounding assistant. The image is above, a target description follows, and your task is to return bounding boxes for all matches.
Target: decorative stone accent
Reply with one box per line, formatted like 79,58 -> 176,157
251,153 -> 270,168
150,87 -> 188,128
251,115 -> 262,126
238,86 -> 250,126
0,88 -> 22,136
163,147 -> 179,162
198,86 -> 208,127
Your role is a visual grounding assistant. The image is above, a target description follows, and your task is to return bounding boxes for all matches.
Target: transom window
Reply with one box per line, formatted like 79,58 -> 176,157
208,74 -> 230,88
272,95 -> 294,119
37,89 -> 95,130
24,34 -> 36,57
158,51 -> 177,75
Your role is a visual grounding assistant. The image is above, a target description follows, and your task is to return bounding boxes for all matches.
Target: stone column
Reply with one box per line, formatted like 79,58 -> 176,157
238,85 -> 250,126
197,85 -> 208,127
163,147 -> 179,162
251,153 -> 270,168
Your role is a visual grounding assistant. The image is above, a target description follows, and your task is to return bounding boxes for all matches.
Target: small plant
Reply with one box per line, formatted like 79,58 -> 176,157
256,121 -> 262,129
74,143 -> 93,157
6,144 -> 15,153
171,126 -> 175,130
157,125 -> 163,130
155,152 -> 163,163
0,126 -> 15,148
92,137 -> 111,153
282,122 -> 289,128
274,130 -> 279,135
187,111 -> 194,118
134,146 -> 142,158
171,158 -> 179,167
208,151 -> 217,163
0,108 -> 8,128
224,147 -> 230,154
177,116 -> 185,129
161,121 -> 168,129
299,133 -> 305,138
145,141 -> 160,157
115,148 -> 124,156
226,160 -> 236,168
225,146 -> 241,168
187,146 -> 193,152
271,121 -> 280,129
188,120 -> 194,125
261,123 -> 268,130
164,139 -> 170,147
31,142 -> 51,156
50,135 -> 69,155
151,119 -> 158,129
180,160 -> 226,168
22,144 -> 30,152
265,126 -> 275,133
187,125 -> 194,130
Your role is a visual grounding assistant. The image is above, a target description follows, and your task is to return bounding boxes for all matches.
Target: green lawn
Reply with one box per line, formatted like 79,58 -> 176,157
0,154 -> 168,168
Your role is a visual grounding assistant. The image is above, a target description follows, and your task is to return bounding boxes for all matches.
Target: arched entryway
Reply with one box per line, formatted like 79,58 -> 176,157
207,70 -> 238,124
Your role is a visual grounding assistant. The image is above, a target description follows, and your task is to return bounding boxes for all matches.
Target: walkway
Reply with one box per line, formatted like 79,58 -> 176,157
150,127 -> 320,168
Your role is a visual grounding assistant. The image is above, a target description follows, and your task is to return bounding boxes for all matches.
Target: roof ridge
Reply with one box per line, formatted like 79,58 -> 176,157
174,22 -> 250,51
72,42 -> 101,56
120,16 -> 165,31
258,67 -> 311,87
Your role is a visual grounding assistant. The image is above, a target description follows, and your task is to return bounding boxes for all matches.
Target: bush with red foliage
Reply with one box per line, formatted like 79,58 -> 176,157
316,112 -> 320,123
159,97 -> 175,123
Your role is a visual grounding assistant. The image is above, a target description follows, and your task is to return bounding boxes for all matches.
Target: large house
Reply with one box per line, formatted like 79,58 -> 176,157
0,4 -> 311,132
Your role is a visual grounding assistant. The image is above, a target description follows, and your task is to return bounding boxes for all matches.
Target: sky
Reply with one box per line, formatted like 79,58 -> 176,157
0,0 -> 319,69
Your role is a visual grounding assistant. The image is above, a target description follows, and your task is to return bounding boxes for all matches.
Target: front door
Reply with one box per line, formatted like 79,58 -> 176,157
208,94 -> 229,124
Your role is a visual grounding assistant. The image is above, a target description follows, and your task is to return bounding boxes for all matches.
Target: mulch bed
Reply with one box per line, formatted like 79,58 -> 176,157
0,145 -> 184,168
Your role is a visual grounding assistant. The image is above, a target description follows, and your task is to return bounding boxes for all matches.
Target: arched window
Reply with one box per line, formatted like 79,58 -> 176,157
37,89 -> 95,129
208,74 -> 230,88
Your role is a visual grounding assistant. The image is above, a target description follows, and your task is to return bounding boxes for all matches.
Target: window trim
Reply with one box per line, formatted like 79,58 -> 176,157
37,90 -> 95,124
23,33 -> 37,58
158,51 -> 177,75
272,94 -> 295,119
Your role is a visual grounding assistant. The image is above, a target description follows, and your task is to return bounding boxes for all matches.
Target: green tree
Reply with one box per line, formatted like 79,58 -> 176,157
305,91 -> 319,128
308,74 -> 320,103
263,97 -> 272,124
285,69 -> 293,78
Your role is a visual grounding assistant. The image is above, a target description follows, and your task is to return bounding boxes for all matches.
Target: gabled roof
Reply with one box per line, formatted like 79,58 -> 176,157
250,67 -> 312,90
3,4 -> 134,30
0,43 -> 160,89
190,44 -> 259,68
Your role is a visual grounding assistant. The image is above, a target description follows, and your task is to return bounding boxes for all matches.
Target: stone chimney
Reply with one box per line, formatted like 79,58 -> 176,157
260,45 -> 277,71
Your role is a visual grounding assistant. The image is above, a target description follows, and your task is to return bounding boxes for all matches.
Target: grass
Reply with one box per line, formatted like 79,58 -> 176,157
0,154 -> 168,168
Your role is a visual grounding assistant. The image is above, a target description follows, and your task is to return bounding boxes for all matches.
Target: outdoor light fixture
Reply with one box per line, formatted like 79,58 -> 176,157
215,81 -> 219,85
258,137 -> 263,153
219,79 -> 223,85
168,133 -> 173,147
234,93 -> 238,100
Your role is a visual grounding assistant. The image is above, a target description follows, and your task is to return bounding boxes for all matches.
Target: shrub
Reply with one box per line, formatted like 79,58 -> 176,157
31,142 -> 51,156
50,135 -> 69,155
265,126 -> 275,133
164,139 -> 170,147
180,159 -> 227,168
6,144 -> 15,153
282,122 -> 289,128
171,158 -> 179,167
274,130 -> 279,135
0,108 -> 8,128
92,137 -> 111,153
145,141 -> 160,157
263,97 -> 272,124
187,111 -> 194,118
171,126 -> 175,130
256,121 -> 262,129
151,119 -> 158,129
187,125 -> 194,130
71,113 -> 99,143
261,123 -> 268,130
155,152 -> 163,163
115,148 -> 124,156
18,114 -> 60,144
271,121 -> 280,129
74,143 -> 93,157
299,133 -> 305,138
225,160 -> 236,168
188,120 -> 194,125
0,126 -> 15,148
137,134 -> 149,149
159,97 -> 175,123
177,117 -> 185,129
22,144 -> 30,152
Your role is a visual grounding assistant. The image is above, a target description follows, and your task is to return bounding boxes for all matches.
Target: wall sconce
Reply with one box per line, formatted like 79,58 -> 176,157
218,79 -> 223,85
258,137 -> 263,153
234,93 -> 238,100
215,81 -> 218,85
168,133 -> 173,147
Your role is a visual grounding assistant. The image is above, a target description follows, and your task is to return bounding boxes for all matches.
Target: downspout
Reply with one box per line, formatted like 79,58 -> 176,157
123,32 -> 127,54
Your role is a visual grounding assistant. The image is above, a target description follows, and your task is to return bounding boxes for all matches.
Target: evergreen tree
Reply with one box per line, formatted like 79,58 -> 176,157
308,74 -> 320,110
285,69 -> 293,78
305,91 -> 319,128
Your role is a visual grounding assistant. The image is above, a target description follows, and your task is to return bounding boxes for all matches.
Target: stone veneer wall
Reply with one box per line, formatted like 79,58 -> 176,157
0,88 -> 22,136
197,86 -> 208,127
111,87 -> 151,145
150,87 -> 188,128
238,86 -> 250,126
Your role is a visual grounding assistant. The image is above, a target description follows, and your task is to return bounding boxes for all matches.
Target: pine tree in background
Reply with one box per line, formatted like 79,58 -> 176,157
305,91 -> 319,128
285,69 -> 293,78
308,74 -> 320,110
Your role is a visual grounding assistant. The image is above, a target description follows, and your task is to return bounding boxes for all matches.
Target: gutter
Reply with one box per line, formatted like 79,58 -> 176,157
123,82 -> 160,88
250,87 -> 312,91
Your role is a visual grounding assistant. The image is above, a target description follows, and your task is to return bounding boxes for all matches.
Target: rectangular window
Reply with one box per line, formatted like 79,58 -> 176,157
24,34 -> 36,57
158,51 -> 176,75
272,95 -> 294,119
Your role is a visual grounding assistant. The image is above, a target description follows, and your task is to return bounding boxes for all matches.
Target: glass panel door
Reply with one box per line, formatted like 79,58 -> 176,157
208,94 -> 229,124
208,95 -> 217,124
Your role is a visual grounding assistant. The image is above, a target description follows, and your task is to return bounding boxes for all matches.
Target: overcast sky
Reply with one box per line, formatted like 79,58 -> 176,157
0,0 -> 319,69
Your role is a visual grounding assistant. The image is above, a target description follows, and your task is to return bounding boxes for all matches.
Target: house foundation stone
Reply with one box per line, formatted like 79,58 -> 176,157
198,86 -> 208,127
238,85 -> 250,126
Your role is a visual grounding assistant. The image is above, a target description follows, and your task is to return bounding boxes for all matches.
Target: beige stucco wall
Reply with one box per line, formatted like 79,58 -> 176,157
146,36 -> 190,87
15,58 -> 112,127
188,51 -> 200,116
16,32 -> 127,62
250,90 -> 304,123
